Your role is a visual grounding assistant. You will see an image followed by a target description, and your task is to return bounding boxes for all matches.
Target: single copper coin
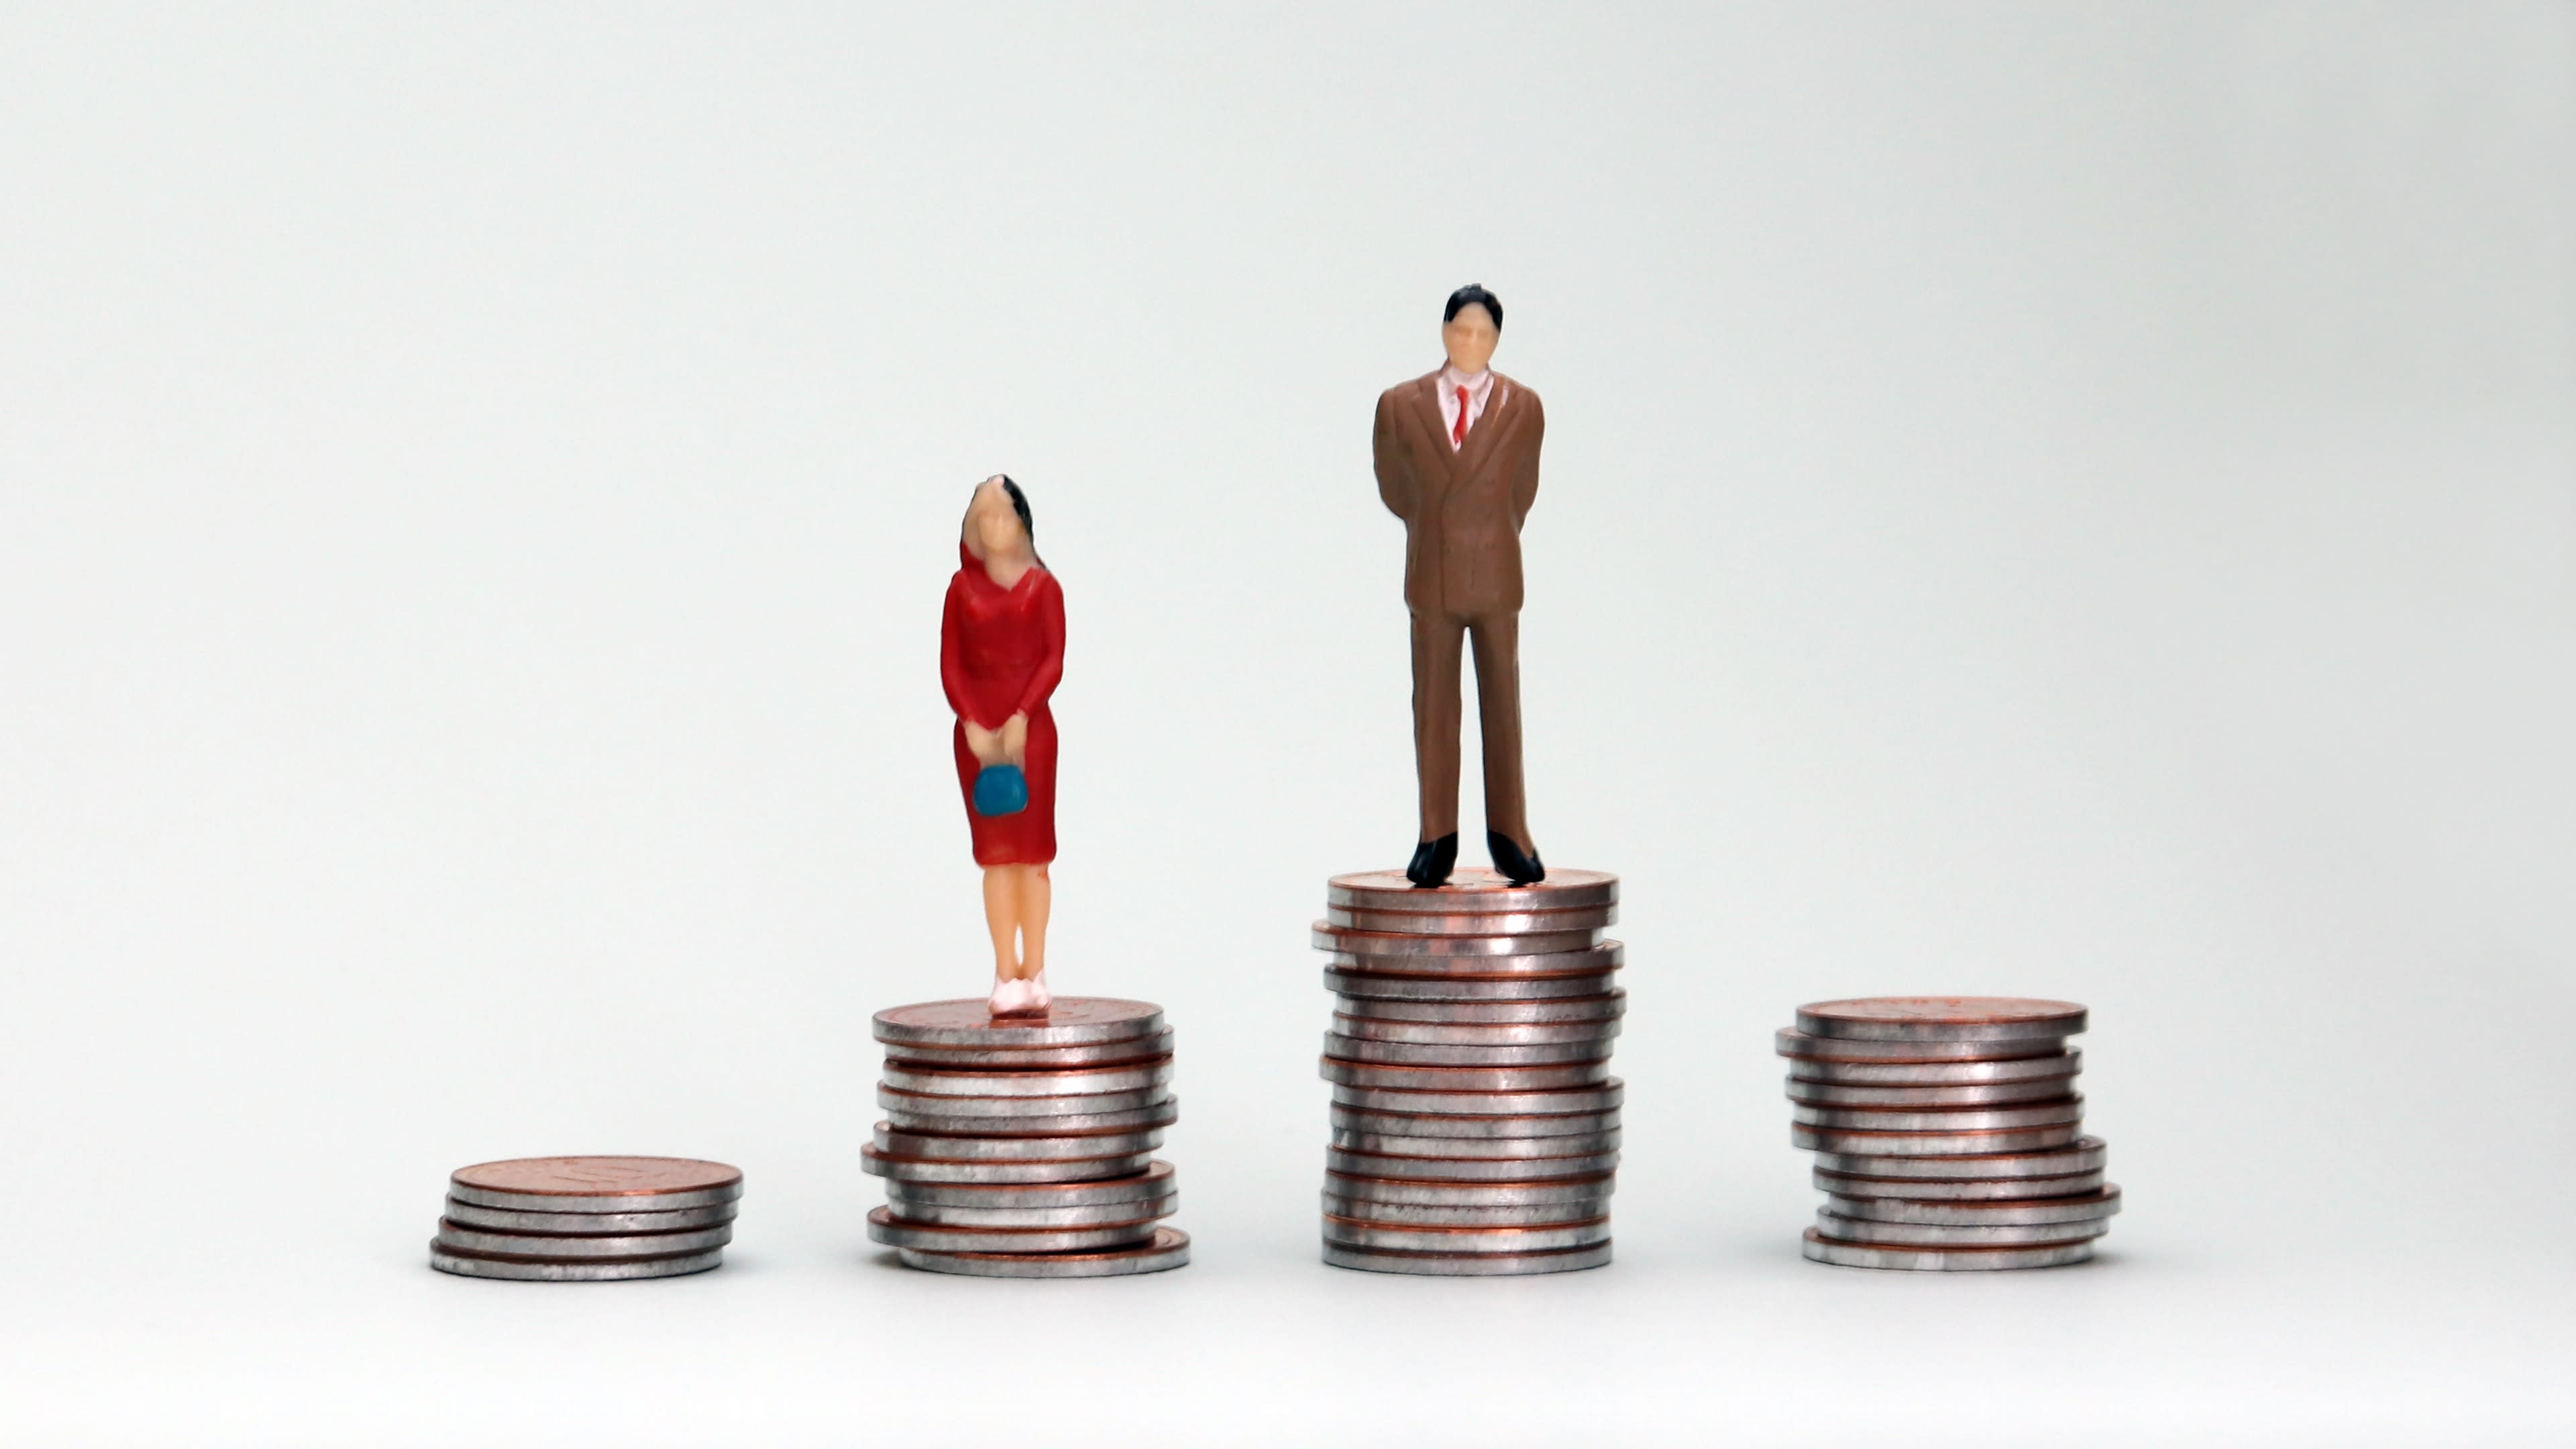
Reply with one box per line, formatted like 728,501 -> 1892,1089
1322,1239 -> 1613,1275
1320,1056 -> 1613,1091
1795,997 -> 2087,1042
1793,1121 -> 2084,1156
1326,904 -> 1618,936
1328,867 -> 1618,913
1774,1028 -> 2069,1064
872,998 -> 1165,1049
894,1226 -> 1191,1278
1313,923 -> 1604,958
447,1157 -> 743,1213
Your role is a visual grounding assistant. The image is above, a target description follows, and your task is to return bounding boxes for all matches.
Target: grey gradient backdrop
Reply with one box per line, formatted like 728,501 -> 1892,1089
3,3 -> 2572,1444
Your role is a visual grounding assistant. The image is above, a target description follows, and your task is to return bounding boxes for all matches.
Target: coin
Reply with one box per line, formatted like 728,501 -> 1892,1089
893,1226 -> 1190,1278
877,1083 -> 1171,1117
1801,1228 -> 2094,1271
1328,1106 -> 1621,1140
877,1059 -> 1175,1098
872,998 -> 1165,1049
1330,1080 -> 1625,1116
881,1162 -> 1175,1209
1325,967 -> 1620,1001
1319,1193 -> 1611,1227
1774,1029 -> 2067,1064
1339,992 -> 1625,1025
1326,1146 -> 1621,1181
1322,1171 -> 1616,1208
872,1124 -> 1165,1159
440,1199 -> 738,1234
447,1157 -> 743,1214
1783,1051 -> 2082,1086
1322,1034 -> 1616,1067
1322,1214 -> 1611,1254
1786,1075 -> 2076,1107
881,1097 -> 1180,1136
1320,1058 -> 1611,1091
1790,1097 -> 2082,1132
1816,1167 -> 2105,1201
1330,1015 -> 1623,1046
1326,904 -> 1618,935
865,1205 -> 1163,1253
1313,923 -> 1604,958
431,1242 -> 726,1281
1793,1122 -> 2081,1155
1809,1136 -> 2108,1179
1821,1185 -> 2122,1226
435,1220 -> 735,1258
1331,1128 -> 1622,1159
1328,867 -> 1620,913
861,1146 -> 1157,1185
883,1195 -> 1178,1230
883,1031 -> 1175,1070
1815,1212 -> 2111,1246
1796,998 -> 2086,1043
1322,1240 -> 1613,1275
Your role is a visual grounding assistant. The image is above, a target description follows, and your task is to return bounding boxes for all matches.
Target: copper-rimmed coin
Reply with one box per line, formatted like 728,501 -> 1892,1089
1796,997 -> 2086,1043
885,1195 -> 1178,1230
1330,1079 -> 1625,1116
882,1162 -> 1175,1209
1320,1058 -> 1611,1091
1783,1050 -> 2082,1086
881,1097 -> 1179,1136
872,1123 -> 1164,1159
1822,1185 -> 2122,1226
1320,1193 -> 1610,1227
1329,1106 -> 1621,1140
1340,992 -> 1626,1025
865,1206 -> 1162,1253
878,1059 -> 1174,1098
877,1083 -> 1169,1118
1322,1171 -> 1616,1208
1817,1167 -> 2104,1201
1322,1034 -> 1616,1067
1323,1240 -> 1613,1275
1331,1128 -> 1623,1159
1786,1075 -> 2075,1107
1809,1135 -> 2108,1179
435,1220 -> 734,1258
1331,1015 -> 1623,1047
440,1199 -> 737,1234
447,1157 -> 743,1214
1326,1146 -> 1620,1181
872,998 -> 1165,1049
861,1146 -> 1156,1185
1774,1028 -> 2067,1064
1815,1211 -> 2111,1247
1328,867 -> 1619,913
1313,923 -> 1604,957
1790,1097 -> 2082,1132
1801,1228 -> 2094,1271
1326,904 -> 1618,935
1328,943 -> 1625,975
1323,1214 -> 1611,1254
1325,967 -> 1620,1001
431,1242 -> 726,1281
883,1031 -> 1175,1071
894,1226 -> 1190,1278
1794,1122 -> 2081,1155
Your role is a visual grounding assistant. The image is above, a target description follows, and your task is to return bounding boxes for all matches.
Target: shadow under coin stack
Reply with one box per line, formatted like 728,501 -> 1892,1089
431,1155 -> 742,1281
1780,996 -> 2118,1270
1311,867 -> 1625,1275
864,998 -> 1189,1277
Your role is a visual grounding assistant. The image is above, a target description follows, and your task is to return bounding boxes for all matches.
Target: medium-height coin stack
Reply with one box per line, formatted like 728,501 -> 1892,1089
863,998 -> 1189,1278
431,1156 -> 742,1281
1311,867 -> 1625,1275
1780,996 -> 2119,1271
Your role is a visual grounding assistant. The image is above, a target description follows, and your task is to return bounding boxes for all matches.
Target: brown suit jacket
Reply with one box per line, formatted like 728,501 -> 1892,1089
1373,369 -> 1544,616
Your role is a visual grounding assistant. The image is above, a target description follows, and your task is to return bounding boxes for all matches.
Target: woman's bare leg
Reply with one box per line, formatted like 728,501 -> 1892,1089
1016,866 -> 1051,981
982,866 -> 1021,979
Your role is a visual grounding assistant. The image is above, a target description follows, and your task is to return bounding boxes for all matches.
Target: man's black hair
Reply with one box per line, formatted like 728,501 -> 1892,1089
1443,284 -> 1503,330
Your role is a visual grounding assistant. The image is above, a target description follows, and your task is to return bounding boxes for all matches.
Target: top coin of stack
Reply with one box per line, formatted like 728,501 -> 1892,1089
863,998 -> 1189,1278
1779,997 -> 2118,1271
1312,867 -> 1626,1276
431,1156 -> 743,1281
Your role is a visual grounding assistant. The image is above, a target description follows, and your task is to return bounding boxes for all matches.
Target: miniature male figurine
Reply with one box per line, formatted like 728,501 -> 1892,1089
1373,284 -> 1545,888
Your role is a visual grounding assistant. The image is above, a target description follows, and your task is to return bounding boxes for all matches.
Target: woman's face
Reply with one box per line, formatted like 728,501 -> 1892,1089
967,479 -> 1027,559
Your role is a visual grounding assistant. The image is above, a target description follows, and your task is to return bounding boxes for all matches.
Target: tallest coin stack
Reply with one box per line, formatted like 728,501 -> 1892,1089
1311,867 -> 1625,1275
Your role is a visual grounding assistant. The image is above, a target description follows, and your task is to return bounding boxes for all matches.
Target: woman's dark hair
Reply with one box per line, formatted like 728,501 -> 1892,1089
993,474 -> 1044,567
1444,284 -> 1503,330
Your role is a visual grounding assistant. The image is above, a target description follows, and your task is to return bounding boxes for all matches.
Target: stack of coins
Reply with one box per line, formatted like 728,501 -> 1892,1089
1311,867 -> 1624,1275
863,998 -> 1189,1277
1780,997 -> 2118,1270
431,1156 -> 742,1281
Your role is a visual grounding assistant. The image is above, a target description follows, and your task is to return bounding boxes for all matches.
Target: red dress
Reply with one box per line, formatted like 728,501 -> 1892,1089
941,542 -> 1064,866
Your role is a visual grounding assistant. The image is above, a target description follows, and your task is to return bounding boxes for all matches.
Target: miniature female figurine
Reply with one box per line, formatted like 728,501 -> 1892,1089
940,476 -> 1065,1016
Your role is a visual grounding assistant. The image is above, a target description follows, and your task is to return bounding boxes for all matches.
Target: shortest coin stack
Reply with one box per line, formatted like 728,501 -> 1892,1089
1780,998 -> 2118,1271
864,998 -> 1189,1278
432,1156 -> 742,1281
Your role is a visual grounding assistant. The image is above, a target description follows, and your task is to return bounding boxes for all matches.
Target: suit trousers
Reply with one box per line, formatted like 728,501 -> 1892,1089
1409,606 -> 1530,846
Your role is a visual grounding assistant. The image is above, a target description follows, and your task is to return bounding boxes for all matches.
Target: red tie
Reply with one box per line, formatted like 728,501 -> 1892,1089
1452,386 -> 1469,447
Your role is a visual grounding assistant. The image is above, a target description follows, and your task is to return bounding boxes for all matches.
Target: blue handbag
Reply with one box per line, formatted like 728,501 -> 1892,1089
972,763 -> 1029,817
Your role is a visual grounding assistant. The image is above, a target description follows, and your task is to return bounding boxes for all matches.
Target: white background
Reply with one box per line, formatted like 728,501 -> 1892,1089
3,3 -> 2572,1444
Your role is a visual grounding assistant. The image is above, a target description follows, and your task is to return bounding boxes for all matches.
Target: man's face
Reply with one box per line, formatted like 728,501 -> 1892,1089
1442,303 -> 1499,375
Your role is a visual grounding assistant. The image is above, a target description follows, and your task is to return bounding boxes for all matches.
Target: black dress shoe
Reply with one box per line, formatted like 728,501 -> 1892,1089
1405,833 -> 1459,888
1487,830 -> 1546,885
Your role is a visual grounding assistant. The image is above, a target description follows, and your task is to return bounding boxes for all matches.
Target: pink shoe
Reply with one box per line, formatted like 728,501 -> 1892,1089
987,977 -> 1022,1016
1023,971 -> 1051,1014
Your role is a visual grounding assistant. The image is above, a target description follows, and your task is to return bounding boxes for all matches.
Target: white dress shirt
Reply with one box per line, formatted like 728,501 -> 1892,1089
1436,365 -> 1507,450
